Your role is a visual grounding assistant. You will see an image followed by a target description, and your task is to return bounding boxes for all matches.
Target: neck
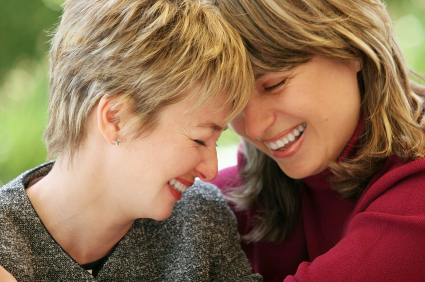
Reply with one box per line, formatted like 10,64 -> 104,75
26,155 -> 134,265
303,115 -> 364,189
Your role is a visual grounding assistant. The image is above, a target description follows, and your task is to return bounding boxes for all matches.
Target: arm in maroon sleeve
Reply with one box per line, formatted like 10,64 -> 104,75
285,156 -> 425,282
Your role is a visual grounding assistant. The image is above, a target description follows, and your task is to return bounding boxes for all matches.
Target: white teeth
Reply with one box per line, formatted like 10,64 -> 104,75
264,123 -> 306,150
169,179 -> 188,193
276,140 -> 285,147
288,133 -> 295,141
298,125 -> 305,132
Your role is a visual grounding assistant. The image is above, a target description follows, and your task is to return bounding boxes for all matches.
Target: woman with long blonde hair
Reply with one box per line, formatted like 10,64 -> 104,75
211,0 -> 425,281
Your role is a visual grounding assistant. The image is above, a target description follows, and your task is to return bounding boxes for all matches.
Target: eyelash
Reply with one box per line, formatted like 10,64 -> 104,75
194,140 -> 219,148
194,140 -> 207,147
264,79 -> 286,92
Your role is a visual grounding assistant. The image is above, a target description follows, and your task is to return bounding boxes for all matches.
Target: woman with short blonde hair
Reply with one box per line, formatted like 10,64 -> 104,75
0,0 -> 262,281
211,0 -> 425,281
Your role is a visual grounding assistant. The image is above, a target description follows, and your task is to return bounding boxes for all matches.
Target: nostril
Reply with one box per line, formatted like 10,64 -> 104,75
198,172 -> 207,179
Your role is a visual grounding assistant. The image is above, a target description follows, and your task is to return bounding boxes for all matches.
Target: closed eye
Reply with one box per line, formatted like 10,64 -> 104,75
194,140 -> 207,147
264,79 -> 287,92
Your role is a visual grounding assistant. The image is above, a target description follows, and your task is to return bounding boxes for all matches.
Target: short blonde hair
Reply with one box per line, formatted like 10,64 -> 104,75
214,0 -> 425,242
45,0 -> 252,159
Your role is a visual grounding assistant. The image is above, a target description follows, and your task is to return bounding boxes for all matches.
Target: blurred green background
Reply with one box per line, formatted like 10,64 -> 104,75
1,0 -> 425,185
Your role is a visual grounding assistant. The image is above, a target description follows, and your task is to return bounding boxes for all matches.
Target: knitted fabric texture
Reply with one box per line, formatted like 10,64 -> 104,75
0,162 -> 262,282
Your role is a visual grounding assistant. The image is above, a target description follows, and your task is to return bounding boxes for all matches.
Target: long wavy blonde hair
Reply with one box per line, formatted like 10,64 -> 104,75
214,0 -> 425,242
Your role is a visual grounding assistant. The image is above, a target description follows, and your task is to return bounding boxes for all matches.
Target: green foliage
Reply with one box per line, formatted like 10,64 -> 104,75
386,0 -> 425,73
0,58 -> 49,186
0,0 -> 61,79
0,0 -> 60,185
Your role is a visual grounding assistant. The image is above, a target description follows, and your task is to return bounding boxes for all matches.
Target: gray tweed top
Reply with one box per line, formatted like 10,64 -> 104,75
0,162 -> 262,282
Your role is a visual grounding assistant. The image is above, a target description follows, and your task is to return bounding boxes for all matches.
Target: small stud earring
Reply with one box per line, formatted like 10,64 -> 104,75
112,139 -> 121,146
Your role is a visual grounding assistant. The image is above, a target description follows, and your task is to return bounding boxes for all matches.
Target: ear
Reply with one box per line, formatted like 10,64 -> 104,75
352,60 -> 361,73
97,95 -> 121,146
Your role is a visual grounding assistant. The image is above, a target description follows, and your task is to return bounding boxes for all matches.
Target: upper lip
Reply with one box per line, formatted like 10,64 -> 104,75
258,123 -> 304,143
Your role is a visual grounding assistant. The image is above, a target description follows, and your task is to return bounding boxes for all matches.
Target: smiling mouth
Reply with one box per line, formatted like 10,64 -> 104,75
168,179 -> 189,193
264,123 -> 306,151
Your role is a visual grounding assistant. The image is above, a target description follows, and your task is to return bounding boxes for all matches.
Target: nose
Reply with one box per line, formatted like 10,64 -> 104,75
193,147 -> 218,182
244,91 -> 275,139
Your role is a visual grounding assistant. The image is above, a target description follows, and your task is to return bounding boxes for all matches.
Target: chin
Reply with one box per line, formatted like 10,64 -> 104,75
150,206 -> 174,221
278,163 -> 323,180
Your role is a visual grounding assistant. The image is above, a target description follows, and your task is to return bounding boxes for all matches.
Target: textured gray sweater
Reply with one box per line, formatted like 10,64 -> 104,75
0,162 -> 262,281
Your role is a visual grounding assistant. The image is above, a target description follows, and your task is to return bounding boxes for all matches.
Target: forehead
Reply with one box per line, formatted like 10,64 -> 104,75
196,122 -> 227,132
253,66 -> 274,79
253,59 -> 311,80
253,68 -> 290,82
184,90 -> 237,122
253,67 -> 290,81
162,95 -> 230,129
253,61 -> 312,83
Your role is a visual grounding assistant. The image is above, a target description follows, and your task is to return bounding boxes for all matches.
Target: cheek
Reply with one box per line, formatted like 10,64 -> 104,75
231,116 -> 273,157
168,147 -> 202,174
230,116 -> 247,138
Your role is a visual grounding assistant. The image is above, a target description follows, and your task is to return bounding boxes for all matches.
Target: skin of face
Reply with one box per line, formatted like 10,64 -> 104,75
231,56 -> 362,179
108,96 -> 230,221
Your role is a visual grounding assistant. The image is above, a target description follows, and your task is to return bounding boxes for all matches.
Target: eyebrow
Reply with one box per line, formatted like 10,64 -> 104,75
254,71 -> 268,80
197,122 -> 228,132
254,67 -> 294,80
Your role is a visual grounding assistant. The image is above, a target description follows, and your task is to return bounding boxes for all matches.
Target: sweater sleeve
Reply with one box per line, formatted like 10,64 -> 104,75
211,199 -> 262,281
192,181 -> 262,281
210,148 -> 249,238
285,159 -> 425,282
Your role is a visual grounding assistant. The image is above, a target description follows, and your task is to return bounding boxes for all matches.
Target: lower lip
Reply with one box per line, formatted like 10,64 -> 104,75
168,183 -> 182,200
270,127 -> 307,159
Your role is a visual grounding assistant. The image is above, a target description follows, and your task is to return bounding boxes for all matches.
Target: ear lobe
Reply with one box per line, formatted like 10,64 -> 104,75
353,60 -> 361,73
97,95 -> 121,145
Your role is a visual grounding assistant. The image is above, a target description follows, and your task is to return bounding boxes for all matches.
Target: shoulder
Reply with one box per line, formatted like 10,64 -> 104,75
0,173 -> 27,260
355,156 -> 425,214
156,180 -> 242,237
132,181 -> 236,241
125,181 -> 261,281
0,162 -> 54,281
0,170 -> 28,222
172,180 -> 232,221
182,180 -> 225,202
0,175 -> 33,280
341,157 -> 425,278
0,162 -> 53,217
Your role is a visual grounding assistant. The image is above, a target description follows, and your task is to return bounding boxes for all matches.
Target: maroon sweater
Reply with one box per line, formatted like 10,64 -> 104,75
211,124 -> 425,281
